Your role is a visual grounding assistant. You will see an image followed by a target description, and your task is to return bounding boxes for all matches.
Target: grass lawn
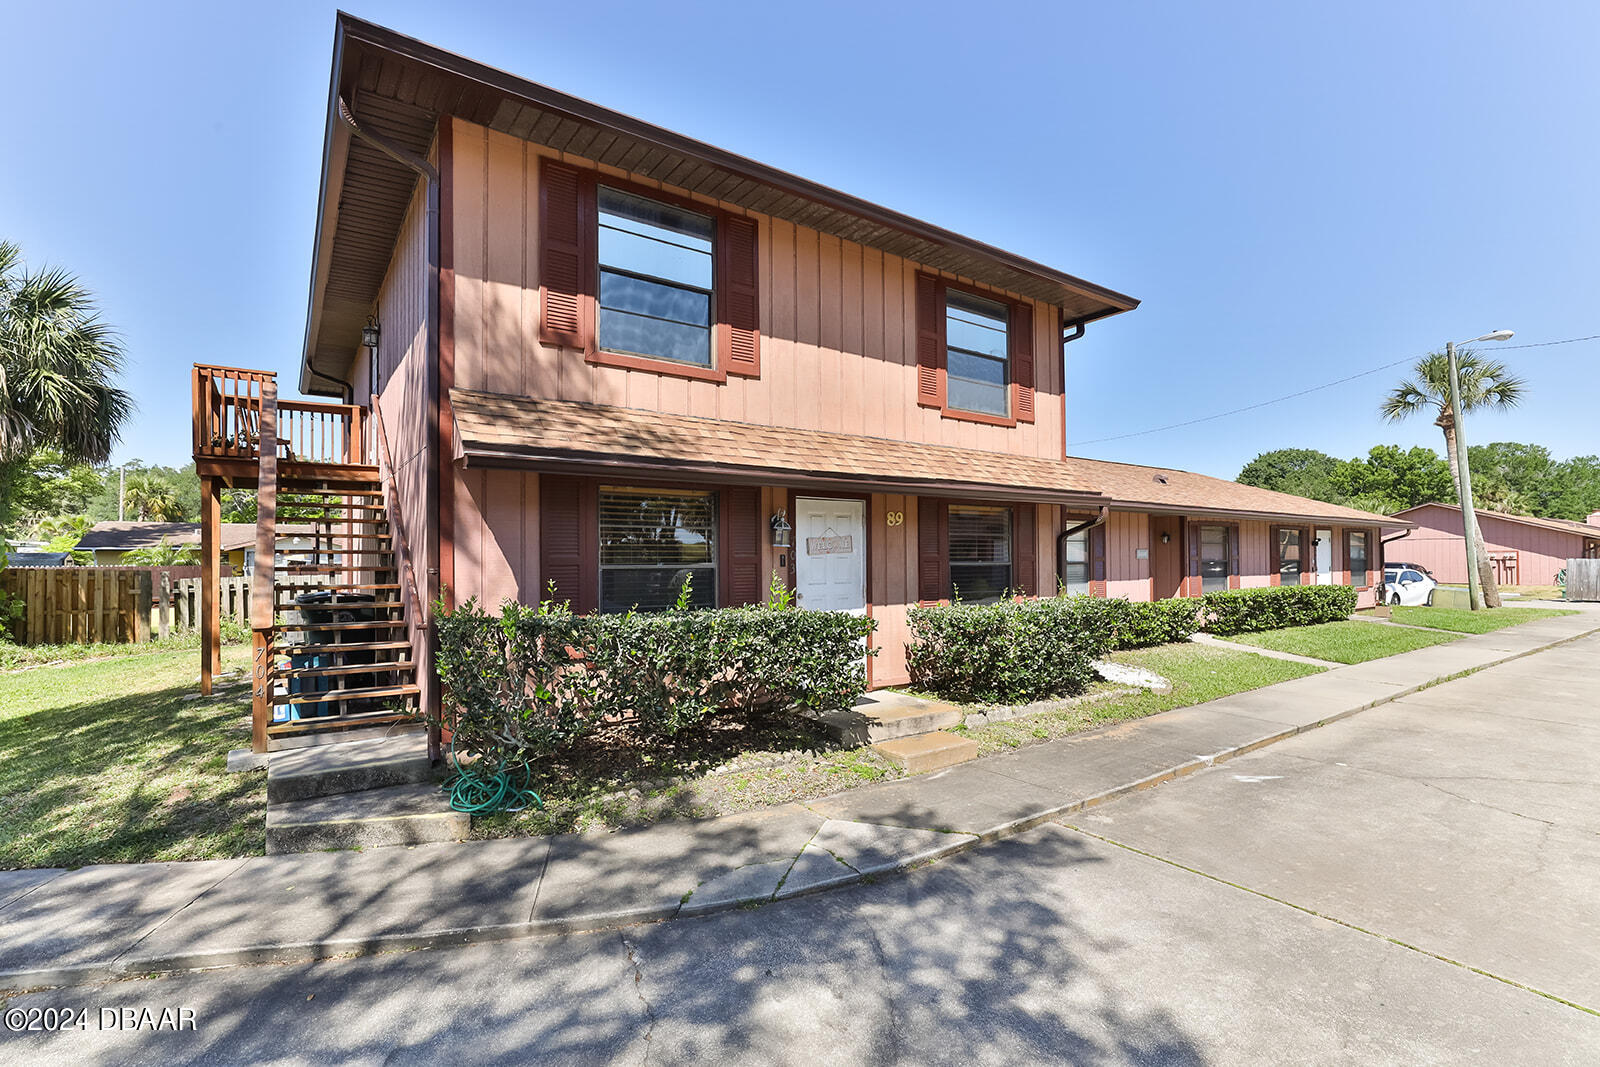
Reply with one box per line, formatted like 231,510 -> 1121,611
1229,620 -> 1462,663
1391,605 -> 1579,634
958,644 -> 1325,755
0,646 -> 263,869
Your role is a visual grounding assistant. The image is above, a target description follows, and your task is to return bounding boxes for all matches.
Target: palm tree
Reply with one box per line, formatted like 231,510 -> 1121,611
0,241 -> 132,527
121,472 -> 183,521
121,537 -> 198,567
1381,349 -> 1526,607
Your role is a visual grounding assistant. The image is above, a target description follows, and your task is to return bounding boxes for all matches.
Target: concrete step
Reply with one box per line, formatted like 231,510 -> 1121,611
873,731 -> 979,774
267,734 -> 435,803
818,691 -> 964,745
265,782 -> 468,854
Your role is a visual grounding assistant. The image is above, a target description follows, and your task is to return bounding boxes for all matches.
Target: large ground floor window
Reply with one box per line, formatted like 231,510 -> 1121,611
1061,527 -> 1090,596
1346,530 -> 1369,587
949,505 -> 1012,601
1276,527 -> 1303,586
1198,524 -> 1232,594
599,487 -> 717,612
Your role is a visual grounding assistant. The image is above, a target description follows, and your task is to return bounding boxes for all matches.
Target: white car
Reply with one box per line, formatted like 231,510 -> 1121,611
1384,565 -> 1437,607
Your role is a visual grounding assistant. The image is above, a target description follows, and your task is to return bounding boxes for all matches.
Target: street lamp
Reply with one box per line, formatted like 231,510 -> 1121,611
1448,329 -> 1513,611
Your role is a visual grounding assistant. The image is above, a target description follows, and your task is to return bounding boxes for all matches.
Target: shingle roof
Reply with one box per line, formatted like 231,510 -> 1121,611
1392,503 -> 1600,539
450,390 -> 1397,525
78,522 -> 317,552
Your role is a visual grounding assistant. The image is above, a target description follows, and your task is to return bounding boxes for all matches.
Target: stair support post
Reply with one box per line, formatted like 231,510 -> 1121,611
251,376 -> 279,754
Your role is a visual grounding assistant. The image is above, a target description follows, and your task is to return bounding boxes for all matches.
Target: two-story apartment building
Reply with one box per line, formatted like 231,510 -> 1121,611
204,16 -> 1398,748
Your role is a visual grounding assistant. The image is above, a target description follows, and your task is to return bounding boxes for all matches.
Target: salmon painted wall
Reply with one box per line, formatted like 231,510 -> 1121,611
444,117 -> 1066,461
1390,504 -> 1589,586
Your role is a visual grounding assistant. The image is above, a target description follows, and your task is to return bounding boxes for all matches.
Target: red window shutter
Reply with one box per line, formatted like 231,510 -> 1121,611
539,475 -> 597,612
915,272 -> 945,408
719,487 -> 762,606
1228,526 -> 1241,589
717,214 -> 761,377
1013,503 -> 1038,596
1186,524 -> 1201,598
538,159 -> 594,350
1090,525 -> 1108,597
917,497 -> 947,601
1011,301 -> 1035,423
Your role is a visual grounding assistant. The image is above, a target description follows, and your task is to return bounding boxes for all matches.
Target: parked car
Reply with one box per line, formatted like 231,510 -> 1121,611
1384,565 -> 1437,606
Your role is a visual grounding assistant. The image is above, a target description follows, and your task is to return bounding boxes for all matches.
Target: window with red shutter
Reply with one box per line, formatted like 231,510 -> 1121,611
538,159 -> 594,351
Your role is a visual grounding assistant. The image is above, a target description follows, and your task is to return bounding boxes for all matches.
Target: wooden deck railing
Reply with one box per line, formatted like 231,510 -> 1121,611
193,365 -> 369,466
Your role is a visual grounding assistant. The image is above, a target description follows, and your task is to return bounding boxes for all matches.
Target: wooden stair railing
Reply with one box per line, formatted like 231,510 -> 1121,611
369,394 -> 431,753
250,375 -> 279,753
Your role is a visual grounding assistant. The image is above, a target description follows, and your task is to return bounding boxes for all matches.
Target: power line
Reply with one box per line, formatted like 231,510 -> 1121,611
1067,333 -> 1600,447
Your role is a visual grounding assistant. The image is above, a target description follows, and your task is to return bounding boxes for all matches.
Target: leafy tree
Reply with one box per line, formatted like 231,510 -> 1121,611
120,537 -> 198,566
119,472 -> 183,522
0,241 -> 132,529
0,448 -> 103,535
1381,349 -> 1527,607
1237,449 -> 1346,501
1336,445 -> 1454,512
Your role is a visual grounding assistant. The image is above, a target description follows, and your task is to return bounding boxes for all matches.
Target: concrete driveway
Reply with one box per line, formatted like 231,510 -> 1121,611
3,635 -> 1596,1064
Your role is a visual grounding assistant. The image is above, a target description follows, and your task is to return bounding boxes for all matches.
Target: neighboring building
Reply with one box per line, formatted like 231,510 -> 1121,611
195,16 -> 1402,750
294,15 -> 1397,688
1386,504 -> 1600,587
76,521 -> 318,573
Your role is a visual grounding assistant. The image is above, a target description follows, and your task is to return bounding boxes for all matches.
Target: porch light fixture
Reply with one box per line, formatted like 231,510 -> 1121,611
769,510 -> 793,548
1160,532 -> 1171,544
361,318 -> 381,350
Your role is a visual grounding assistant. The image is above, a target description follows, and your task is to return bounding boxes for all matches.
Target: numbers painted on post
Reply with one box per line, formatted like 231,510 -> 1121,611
885,511 -> 905,527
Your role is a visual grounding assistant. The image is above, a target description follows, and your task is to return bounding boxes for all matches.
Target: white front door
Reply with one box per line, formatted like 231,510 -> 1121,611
795,497 -> 867,614
1314,528 -> 1334,585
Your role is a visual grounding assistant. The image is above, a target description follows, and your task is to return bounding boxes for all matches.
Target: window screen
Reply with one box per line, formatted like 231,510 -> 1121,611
599,487 -> 717,612
945,291 -> 1009,417
1061,528 -> 1090,596
1347,531 -> 1369,587
949,506 -> 1012,602
1199,525 -> 1231,594
597,187 -> 714,367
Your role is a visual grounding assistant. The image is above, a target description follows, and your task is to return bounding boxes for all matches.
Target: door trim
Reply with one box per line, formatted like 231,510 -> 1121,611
794,494 -> 873,687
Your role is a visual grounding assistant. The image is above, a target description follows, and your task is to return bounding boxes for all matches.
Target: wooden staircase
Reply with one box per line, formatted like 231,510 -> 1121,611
266,480 -> 420,743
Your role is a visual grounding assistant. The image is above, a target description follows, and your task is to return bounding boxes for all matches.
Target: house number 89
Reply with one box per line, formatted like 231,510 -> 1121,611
885,511 -> 905,527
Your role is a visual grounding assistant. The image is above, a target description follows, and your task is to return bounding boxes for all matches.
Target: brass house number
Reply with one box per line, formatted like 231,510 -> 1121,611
885,511 -> 905,527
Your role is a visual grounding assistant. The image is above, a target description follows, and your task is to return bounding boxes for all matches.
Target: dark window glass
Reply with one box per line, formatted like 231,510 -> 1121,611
598,487 -> 717,612
597,187 -> 714,367
945,291 -> 1009,417
949,505 -> 1012,602
1277,528 -> 1302,586
1061,528 -> 1090,596
1200,525 -> 1231,594
1347,531 -> 1369,587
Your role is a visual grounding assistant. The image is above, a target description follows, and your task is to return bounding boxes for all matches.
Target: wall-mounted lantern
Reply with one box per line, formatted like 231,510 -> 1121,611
770,510 -> 793,548
1160,531 -> 1171,544
361,318 -> 381,350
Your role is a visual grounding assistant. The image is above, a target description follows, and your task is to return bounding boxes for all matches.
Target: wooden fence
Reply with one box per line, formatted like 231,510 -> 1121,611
1564,558 -> 1600,601
2,567 -> 153,645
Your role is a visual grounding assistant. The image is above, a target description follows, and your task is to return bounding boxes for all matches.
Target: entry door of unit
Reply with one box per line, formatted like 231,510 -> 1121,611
1313,527 -> 1334,584
795,497 -> 867,614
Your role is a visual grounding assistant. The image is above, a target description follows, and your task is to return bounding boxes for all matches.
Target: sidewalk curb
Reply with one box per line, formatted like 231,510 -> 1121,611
4,621 -> 1596,992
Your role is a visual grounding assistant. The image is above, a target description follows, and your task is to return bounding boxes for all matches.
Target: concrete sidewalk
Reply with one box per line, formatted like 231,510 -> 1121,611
3,608 -> 1596,991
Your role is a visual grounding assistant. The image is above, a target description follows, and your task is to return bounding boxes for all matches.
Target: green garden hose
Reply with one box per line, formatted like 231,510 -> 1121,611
441,736 -> 543,814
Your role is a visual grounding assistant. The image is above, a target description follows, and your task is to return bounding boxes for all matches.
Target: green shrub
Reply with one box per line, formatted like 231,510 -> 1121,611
906,597 -> 1104,704
434,593 -> 876,770
1201,585 -> 1357,635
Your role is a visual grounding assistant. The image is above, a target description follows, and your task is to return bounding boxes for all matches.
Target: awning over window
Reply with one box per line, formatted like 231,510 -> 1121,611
449,389 -> 1102,503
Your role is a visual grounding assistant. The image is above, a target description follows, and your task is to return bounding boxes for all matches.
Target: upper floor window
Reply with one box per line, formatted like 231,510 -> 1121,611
945,291 -> 1010,417
949,505 -> 1012,602
597,187 -> 715,367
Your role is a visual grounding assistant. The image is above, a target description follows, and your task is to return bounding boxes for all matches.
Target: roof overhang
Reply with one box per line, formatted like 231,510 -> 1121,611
301,14 -> 1139,395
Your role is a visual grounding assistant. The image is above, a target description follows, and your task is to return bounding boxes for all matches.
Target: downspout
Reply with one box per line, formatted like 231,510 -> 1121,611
1060,317 -> 1087,459
337,95 -> 443,762
1057,505 -> 1110,594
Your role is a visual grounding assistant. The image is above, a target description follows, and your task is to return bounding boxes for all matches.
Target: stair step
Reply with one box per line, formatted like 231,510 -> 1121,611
278,621 -> 408,634
278,660 -> 416,678
281,548 -> 394,557
873,731 -> 979,774
265,782 -> 467,854
266,709 -> 417,738
266,735 -> 435,803
274,583 -> 402,592
276,683 -> 421,706
818,692 -> 964,745
271,639 -> 412,654
299,517 -> 390,526
280,486 -> 384,496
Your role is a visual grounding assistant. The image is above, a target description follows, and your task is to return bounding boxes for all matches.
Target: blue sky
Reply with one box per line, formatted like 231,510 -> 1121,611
5,1 -> 1597,478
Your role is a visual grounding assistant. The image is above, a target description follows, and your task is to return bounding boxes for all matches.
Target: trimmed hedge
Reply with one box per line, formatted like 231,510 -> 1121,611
1201,585 -> 1357,635
907,584 -> 1358,704
434,596 -> 876,767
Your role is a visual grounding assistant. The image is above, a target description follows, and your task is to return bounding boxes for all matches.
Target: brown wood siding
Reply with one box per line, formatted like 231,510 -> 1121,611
446,119 -> 1066,461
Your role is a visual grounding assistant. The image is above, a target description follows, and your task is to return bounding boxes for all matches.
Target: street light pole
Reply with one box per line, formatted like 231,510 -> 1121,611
1446,340 -> 1484,611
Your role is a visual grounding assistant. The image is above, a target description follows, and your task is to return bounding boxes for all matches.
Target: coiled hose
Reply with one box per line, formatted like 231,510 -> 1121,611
441,736 -> 543,814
